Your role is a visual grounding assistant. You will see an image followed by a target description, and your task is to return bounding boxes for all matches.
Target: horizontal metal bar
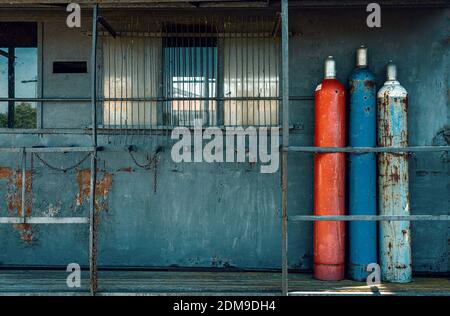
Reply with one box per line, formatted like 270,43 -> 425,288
97,31 -> 278,38
0,147 -> 97,153
0,128 -> 92,135
0,96 -> 313,102
0,147 -> 25,153
103,97 -> 282,101
286,146 -> 450,153
25,147 -> 97,153
0,217 -> 89,224
289,215 -> 450,222
288,0 -> 450,8
287,291 -> 450,297
0,98 -> 92,102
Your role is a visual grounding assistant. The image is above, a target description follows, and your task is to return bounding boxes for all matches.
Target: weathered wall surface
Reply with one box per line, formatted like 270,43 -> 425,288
41,20 -> 92,128
0,8 -> 448,272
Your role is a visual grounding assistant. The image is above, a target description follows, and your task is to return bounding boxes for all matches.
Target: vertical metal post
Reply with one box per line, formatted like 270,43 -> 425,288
281,0 -> 289,296
91,6 -> 98,148
217,35 -> 224,127
37,23 -> 44,129
7,47 -> 15,128
89,3 -> 98,296
21,148 -> 26,221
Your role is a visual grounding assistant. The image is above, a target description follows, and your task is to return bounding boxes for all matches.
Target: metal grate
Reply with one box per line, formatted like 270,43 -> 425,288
98,14 -> 280,131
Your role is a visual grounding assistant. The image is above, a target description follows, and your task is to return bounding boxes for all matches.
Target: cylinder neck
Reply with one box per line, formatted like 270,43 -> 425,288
386,62 -> 397,81
324,56 -> 336,79
356,46 -> 367,67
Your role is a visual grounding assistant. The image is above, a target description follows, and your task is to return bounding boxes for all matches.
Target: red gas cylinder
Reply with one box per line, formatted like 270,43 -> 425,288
313,56 -> 346,281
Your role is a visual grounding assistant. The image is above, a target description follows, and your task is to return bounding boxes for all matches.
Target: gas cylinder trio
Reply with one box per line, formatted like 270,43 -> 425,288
314,46 -> 411,283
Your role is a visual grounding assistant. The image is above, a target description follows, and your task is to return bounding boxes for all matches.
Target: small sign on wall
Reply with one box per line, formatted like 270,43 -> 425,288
53,61 -> 87,74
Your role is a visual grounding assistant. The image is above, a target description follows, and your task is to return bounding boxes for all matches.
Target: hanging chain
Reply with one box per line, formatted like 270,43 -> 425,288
128,150 -> 161,193
33,152 -> 92,172
128,150 -> 159,170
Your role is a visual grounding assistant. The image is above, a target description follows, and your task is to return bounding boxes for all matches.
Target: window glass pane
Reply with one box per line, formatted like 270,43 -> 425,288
0,47 -> 37,128
14,48 -> 37,128
0,48 -> 6,98
0,48 -> 7,127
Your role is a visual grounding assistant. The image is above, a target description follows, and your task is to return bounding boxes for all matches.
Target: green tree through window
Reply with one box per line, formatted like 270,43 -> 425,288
0,22 -> 37,129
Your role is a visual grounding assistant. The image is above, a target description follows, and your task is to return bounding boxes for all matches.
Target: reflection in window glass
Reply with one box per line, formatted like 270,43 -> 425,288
0,50 -> 6,127
0,47 -> 37,128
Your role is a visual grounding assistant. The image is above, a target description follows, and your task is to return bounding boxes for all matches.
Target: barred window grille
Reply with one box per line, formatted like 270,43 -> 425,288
163,36 -> 218,127
100,15 -> 280,129
223,37 -> 279,126
102,36 -> 160,128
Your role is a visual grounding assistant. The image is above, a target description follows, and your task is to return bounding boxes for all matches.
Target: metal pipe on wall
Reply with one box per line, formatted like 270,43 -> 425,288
348,46 -> 377,281
377,62 -> 412,283
21,148 -> 26,220
313,56 -> 346,281
89,4 -> 99,296
280,0 -> 289,296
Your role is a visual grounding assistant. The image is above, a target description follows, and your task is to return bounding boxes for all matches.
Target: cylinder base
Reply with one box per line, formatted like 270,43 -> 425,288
314,264 -> 345,281
348,263 -> 370,282
381,275 -> 412,284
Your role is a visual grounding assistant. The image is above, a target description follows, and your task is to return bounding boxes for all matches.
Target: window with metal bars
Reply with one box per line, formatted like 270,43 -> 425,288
100,16 -> 280,129
223,37 -> 279,126
102,36 -> 160,128
163,36 -> 217,127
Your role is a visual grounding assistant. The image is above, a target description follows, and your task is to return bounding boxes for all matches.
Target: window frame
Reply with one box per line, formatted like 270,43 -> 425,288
0,21 -> 41,131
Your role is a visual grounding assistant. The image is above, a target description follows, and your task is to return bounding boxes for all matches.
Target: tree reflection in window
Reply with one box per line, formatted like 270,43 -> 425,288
0,22 -> 38,129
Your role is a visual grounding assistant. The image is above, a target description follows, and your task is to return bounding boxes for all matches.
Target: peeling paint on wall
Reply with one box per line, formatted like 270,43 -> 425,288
76,169 -> 113,212
0,167 -> 34,243
43,202 -> 62,217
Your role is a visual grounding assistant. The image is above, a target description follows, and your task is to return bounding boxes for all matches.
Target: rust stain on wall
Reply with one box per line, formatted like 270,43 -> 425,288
76,169 -> 113,212
0,167 -> 12,178
0,167 -> 34,243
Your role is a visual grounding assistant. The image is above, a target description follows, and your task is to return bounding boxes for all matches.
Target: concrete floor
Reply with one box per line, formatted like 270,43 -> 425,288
0,270 -> 449,296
